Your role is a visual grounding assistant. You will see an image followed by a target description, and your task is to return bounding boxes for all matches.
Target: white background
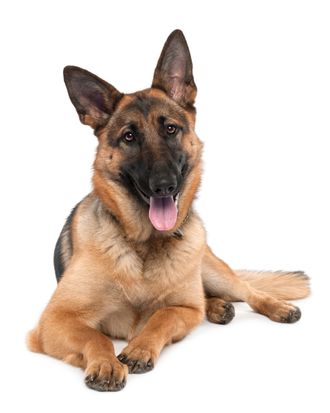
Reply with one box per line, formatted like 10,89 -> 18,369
0,1 -> 329,412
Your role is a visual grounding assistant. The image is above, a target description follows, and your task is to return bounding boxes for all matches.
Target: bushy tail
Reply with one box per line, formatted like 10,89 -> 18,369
235,270 -> 310,301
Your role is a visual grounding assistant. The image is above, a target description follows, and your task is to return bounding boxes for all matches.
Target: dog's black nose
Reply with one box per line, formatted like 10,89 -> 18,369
149,174 -> 177,197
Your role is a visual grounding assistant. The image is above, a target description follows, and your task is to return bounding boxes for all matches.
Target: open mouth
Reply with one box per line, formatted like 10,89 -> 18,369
134,184 -> 179,232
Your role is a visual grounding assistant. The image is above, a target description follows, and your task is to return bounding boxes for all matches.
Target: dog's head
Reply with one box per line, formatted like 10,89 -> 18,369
64,30 -> 202,238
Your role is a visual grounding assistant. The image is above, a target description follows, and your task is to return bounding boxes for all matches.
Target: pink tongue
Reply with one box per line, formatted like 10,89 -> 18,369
149,196 -> 178,231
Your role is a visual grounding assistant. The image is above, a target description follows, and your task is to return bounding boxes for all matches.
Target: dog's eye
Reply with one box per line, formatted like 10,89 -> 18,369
123,131 -> 135,143
166,124 -> 178,135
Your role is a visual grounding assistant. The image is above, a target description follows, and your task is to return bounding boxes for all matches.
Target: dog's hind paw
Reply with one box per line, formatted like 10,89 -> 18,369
206,298 -> 235,325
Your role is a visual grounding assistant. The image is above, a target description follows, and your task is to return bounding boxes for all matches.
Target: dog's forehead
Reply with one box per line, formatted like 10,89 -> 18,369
114,90 -> 189,126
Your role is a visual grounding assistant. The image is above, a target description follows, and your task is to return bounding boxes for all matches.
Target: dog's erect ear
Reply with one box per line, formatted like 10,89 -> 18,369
152,30 -> 197,108
63,66 -> 122,130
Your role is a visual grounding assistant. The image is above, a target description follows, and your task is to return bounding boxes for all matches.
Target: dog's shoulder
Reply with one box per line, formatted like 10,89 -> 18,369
53,200 -> 82,282
53,194 -> 102,281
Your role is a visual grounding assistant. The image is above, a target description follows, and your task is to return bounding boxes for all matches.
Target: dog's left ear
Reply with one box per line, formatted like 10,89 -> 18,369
152,30 -> 197,108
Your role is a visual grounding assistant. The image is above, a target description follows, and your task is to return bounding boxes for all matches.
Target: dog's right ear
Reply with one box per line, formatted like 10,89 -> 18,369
63,66 -> 122,130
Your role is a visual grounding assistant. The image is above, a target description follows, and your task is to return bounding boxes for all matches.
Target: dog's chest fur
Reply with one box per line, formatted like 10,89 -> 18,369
70,197 -> 206,339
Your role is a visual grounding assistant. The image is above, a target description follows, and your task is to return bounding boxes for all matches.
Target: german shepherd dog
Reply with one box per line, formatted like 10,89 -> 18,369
28,30 -> 310,391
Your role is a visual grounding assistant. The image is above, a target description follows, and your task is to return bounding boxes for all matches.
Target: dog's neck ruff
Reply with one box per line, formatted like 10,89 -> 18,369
171,212 -> 190,239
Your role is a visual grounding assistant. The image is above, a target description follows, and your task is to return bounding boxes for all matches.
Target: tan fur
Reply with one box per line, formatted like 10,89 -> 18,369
26,328 -> 42,353
28,194 -> 206,389
233,270 -> 310,301
202,246 -> 309,322
28,30 -> 310,391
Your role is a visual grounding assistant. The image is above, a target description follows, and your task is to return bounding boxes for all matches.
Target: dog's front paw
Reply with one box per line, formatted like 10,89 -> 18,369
85,357 -> 128,391
118,342 -> 156,374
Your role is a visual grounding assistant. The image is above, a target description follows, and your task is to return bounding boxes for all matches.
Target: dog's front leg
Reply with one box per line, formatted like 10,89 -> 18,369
118,306 -> 204,373
28,305 -> 128,392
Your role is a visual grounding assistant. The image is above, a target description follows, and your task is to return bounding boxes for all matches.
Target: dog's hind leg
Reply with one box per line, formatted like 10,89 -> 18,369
202,245 -> 309,323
